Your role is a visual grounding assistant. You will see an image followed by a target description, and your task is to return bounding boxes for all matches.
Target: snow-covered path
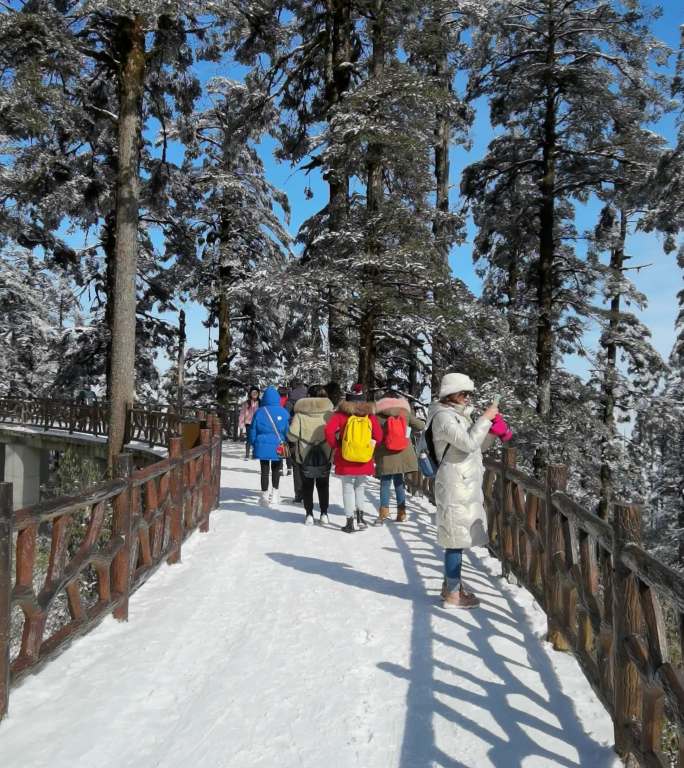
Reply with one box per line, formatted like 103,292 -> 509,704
0,443 -> 620,768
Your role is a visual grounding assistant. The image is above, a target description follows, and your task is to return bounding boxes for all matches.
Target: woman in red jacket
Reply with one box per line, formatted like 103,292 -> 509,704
324,384 -> 383,532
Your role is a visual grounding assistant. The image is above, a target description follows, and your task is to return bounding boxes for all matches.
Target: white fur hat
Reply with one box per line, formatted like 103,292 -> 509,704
439,372 -> 475,399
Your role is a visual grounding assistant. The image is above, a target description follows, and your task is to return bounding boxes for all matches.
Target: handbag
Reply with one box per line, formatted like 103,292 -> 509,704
263,407 -> 290,459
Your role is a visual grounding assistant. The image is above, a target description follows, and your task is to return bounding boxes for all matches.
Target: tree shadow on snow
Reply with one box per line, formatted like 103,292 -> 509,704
375,507 -> 618,768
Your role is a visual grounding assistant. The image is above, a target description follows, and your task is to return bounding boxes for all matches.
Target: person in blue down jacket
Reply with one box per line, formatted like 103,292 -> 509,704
249,385 -> 291,507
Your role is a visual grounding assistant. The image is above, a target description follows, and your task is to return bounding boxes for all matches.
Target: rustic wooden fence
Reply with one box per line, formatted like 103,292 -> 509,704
480,447 -> 682,767
0,397 -> 240,447
0,415 -> 223,721
407,446 -> 684,765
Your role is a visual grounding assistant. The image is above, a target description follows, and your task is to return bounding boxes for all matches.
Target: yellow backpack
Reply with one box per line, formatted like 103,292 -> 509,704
341,415 -> 374,463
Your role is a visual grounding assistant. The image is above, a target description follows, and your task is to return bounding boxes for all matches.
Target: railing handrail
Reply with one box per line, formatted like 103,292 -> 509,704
0,395 -> 241,448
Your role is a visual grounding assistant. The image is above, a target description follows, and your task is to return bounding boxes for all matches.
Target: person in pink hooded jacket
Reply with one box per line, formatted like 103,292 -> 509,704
238,387 -> 260,459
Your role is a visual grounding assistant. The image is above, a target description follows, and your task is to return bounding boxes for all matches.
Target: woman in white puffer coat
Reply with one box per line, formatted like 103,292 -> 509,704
427,372 -> 499,609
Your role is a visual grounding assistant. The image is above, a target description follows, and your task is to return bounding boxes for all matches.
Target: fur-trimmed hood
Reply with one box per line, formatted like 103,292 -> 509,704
375,397 -> 411,417
294,397 -> 333,416
338,400 -> 376,416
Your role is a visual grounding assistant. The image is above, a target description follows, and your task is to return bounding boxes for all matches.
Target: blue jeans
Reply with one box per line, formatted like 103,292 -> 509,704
379,474 -> 406,507
444,548 -> 463,593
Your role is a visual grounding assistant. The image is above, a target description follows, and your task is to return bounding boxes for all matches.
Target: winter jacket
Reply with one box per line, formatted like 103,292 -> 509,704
238,400 -> 259,431
287,384 -> 309,415
373,397 -> 426,476
324,400 -> 383,476
428,400 -> 494,549
287,397 -> 334,464
249,387 -> 291,461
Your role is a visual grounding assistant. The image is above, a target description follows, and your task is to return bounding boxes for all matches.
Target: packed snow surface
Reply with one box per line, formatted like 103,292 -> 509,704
0,443 -> 620,768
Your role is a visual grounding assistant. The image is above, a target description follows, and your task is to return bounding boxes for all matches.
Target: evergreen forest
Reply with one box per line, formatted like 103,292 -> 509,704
0,0 -> 682,568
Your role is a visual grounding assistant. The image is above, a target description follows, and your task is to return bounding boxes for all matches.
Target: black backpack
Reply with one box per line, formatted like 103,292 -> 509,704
302,442 -> 331,479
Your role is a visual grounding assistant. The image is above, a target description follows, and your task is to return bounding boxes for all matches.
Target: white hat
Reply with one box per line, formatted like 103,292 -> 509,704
439,372 -> 475,400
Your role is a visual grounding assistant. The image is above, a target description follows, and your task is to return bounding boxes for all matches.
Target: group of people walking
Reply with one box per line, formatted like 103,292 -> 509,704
237,373 -> 512,609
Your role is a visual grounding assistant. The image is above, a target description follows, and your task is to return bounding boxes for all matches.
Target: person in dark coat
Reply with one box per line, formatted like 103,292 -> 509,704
285,381 -> 309,500
249,386 -> 291,507
325,382 -> 342,408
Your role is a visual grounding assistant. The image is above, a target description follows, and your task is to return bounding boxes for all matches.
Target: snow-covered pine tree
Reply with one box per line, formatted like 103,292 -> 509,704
639,29 -> 684,567
464,0 -> 668,470
0,0 -> 248,463
177,77 -> 291,404
404,0 -> 477,393
588,104 -> 669,517
0,248 -> 78,397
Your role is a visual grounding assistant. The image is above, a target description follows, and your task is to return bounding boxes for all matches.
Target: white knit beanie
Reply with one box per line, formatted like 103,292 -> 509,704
438,372 -> 475,400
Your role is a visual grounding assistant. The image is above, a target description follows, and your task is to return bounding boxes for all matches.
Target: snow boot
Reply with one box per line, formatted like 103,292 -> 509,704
305,513 -> 315,526
442,589 -> 480,610
356,510 -> 368,530
260,491 -> 270,507
319,512 -> 330,526
441,579 -> 475,601
271,489 -> 280,506
396,504 -> 407,523
341,516 -> 356,533
374,506 -> 390,526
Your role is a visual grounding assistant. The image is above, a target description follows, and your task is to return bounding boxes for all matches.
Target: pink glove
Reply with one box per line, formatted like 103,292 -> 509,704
489,413 -> 513,442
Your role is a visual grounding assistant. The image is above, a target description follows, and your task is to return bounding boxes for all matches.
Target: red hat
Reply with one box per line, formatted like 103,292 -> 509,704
346,383 -> 366,402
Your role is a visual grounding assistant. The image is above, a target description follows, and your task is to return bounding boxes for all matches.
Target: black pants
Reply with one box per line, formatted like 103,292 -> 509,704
292,461 -> 303,500
260,460 -> 282,491
245,438 -> 252,459
301,475 -> 330,516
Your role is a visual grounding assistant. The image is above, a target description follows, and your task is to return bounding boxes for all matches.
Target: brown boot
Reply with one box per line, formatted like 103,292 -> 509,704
396,504 -> 407,522
374,506 -> 390,526
442,588 -> 480,610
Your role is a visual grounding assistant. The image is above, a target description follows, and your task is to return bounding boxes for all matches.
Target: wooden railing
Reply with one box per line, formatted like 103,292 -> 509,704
406,445 -> 684,765
0,415 -> 223,721
0,397 -> 109,439
482,447 -> 684,767
0,396 -> 240,448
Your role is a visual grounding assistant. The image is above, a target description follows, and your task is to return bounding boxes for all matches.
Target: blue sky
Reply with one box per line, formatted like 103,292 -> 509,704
160,3 -> 683,381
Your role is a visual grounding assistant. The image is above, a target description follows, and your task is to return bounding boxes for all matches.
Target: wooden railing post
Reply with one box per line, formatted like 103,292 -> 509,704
111,454 -> 133,620
167,437 -> 184,564
545,463 -> 570,651
501,447 -> 516,581
211,415 -> 222,509
199,427 -> 211,533
612,502 -> 642,759
0,483 -> 12,721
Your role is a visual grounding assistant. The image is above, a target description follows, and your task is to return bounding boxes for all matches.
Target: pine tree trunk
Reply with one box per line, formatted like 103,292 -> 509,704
216,263 -> 231,411
102,214 -> 117,402
107,15 -> 146,471
357,0 -> 384,393
177,308 -> 186,413
507,252 -> 520,334
598,208 -> 627,519
326,0 -> 353,383
534,25 -> 557,473
430,28 -> 451,395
